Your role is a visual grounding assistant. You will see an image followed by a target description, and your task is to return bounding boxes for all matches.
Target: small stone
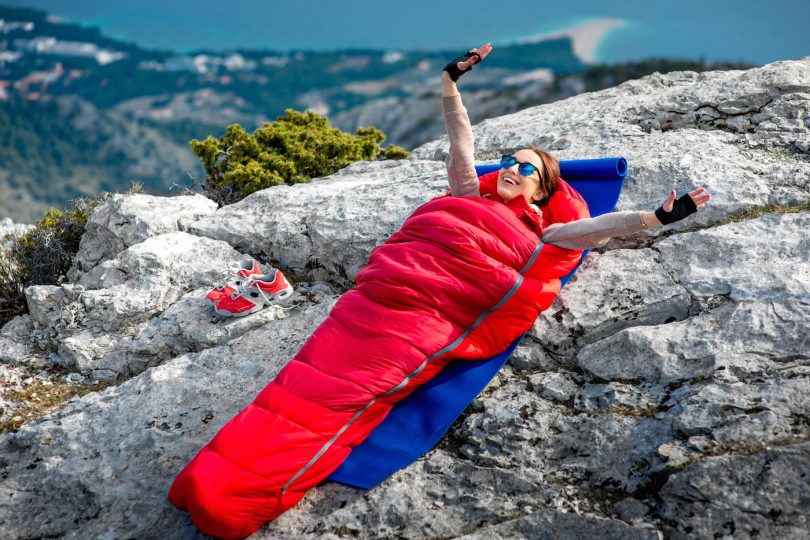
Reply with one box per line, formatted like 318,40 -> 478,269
686,435 -> 715,452
657,442 -> 696,468
614,497 -> 650,522
529,372 -> 578,403
510,344 -> 554,371
64,373 -> 85,383
90,369 -> 117,383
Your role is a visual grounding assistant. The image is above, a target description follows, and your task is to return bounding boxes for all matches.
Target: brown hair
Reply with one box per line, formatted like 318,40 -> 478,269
526,146 -> 559,204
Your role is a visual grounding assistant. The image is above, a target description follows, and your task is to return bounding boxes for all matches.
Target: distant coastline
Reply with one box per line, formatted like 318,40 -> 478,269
516,18 -> 626,64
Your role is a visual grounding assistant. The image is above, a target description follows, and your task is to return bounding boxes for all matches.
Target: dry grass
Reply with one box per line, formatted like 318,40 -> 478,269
0,369 -> 111,433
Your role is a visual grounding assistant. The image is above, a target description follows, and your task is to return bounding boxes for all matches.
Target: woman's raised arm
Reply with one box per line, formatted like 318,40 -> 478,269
442,43 -> 492,197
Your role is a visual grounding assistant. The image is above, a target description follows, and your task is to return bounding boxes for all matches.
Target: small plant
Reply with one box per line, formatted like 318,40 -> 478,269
0,250 -> 24,325
13,198 -> 98,286
0,196 -> 104,328
191,109 -> 409,206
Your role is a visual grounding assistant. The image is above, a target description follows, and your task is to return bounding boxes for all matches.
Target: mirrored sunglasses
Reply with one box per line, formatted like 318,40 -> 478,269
500,154 -> 539,179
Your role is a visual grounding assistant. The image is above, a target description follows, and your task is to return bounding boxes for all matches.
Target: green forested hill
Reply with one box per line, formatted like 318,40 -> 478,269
0,97 -> 201,222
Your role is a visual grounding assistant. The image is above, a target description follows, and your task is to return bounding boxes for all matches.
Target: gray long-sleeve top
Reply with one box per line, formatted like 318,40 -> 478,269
443,93 -> 645,249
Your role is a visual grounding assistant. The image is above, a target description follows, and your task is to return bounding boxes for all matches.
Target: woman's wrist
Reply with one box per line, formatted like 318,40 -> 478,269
641,211 -> 662,229
441,72 -> 459,96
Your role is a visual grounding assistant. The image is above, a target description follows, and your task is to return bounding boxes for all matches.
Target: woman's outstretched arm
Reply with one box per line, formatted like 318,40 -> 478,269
542,188 -> 712,249
442,43 -> 492,197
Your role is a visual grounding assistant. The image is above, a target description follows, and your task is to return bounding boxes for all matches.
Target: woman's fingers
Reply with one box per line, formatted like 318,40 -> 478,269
477,42 -> 493,60
689,187 -> 712,210
459,56 -> 477,70
460,43 -> 492,69
663,189 -> 676,212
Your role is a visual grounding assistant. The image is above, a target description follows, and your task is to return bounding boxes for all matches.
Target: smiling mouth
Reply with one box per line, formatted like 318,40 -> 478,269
501,175 -> 518,186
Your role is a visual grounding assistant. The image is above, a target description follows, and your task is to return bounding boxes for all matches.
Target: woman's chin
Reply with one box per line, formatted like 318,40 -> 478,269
497,186 -> 517,200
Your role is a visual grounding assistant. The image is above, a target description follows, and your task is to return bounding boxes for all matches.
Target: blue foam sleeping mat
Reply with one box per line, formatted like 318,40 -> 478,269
329,157 -> 628,489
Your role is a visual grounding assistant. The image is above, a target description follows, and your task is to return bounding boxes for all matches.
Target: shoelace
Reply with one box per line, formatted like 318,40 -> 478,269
211,262 -> 255,291
230,275 -> 302,311
230,276 -> 273,304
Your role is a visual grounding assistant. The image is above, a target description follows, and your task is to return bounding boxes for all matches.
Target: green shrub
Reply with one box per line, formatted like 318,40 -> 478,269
14,200 -> 95,285
0,196 -> 102,327
192,109 -> 409,205
0,250 -> 24,326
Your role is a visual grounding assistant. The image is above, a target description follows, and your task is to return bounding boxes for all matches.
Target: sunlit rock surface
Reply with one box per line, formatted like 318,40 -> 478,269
1,58 -> 809,539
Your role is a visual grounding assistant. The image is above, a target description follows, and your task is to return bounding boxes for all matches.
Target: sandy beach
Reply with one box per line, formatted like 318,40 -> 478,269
520,18 -> 626,63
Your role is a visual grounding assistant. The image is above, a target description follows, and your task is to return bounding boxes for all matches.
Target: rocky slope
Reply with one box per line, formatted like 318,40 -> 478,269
0,58 -> 809,539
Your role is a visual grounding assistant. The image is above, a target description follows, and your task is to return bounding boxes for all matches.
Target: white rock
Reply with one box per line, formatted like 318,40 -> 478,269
181,160 -> 448,285
26,232 -> 246,375
531,248 -> 693,361
530,372 -> 578,402
70,193 -> 217,278
0,315 -> 34,364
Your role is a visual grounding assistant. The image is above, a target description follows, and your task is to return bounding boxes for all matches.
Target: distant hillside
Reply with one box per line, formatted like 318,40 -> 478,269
0,4 -> 753,221
0,96 -> 201,222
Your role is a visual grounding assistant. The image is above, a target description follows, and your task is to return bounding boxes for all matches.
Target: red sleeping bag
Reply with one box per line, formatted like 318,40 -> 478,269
169,176 -> 589,538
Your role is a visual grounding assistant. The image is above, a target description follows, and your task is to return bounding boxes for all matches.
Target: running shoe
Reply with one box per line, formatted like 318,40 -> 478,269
205,259 -> 262,305
214,269 -> 294,317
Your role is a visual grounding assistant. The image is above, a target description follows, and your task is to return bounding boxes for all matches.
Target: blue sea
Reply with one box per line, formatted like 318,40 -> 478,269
3,0 -> 808,64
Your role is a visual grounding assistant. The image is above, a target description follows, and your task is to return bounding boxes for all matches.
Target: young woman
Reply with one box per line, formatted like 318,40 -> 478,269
441,42 -> 711,247
169,44 -> 712,539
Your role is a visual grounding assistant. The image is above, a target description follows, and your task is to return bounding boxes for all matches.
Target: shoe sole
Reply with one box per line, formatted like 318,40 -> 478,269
214,303 -> 264,318
214,286 -> 294,317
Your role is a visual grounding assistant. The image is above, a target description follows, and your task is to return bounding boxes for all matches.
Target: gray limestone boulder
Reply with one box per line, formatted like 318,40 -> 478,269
181,160 -> 449,285
69,193 -> 217,279
659,442 -> 810,540
1,58 -> 810,539
530,248 -> 694,362
0,316 -> 34,365
24,232 -> 246,379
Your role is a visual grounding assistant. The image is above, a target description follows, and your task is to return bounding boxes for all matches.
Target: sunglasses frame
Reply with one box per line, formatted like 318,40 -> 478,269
500,154 -> 541,180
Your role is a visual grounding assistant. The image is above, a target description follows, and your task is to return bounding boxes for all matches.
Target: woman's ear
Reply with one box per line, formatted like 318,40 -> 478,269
532,191 -> 545,202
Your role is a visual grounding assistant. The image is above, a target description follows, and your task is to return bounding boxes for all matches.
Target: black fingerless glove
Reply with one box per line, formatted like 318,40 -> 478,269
655,193 -> 698,225
443,51 -> 481,82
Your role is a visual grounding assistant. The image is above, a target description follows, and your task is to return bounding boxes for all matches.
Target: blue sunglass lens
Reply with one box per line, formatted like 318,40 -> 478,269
500,155 -> 516,168
518,163 -> 537,177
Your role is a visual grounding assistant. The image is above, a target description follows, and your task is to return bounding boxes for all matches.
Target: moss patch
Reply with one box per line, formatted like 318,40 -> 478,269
717,198 -> 810,226
606,405 -> 660,419
0,367 -> 112,434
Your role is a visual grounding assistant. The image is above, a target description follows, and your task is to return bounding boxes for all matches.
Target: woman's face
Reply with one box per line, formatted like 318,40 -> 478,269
496,149 -> 545,203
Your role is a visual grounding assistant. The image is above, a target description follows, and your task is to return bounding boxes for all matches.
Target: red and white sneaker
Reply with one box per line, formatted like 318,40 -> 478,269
205,259 -> 262,305
214,269 -> 294,317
